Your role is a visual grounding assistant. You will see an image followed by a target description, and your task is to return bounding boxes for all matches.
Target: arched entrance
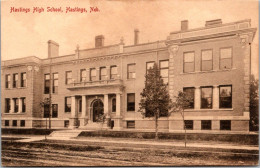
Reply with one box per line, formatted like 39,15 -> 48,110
92,99 -> 104,122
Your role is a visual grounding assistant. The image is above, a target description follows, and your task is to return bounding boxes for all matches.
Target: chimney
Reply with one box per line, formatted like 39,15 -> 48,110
48,40 -> 59,58
134,29 -> 139,45
181,20 -> 188,31
205,19 -> 222,27
95,35 -> 104,48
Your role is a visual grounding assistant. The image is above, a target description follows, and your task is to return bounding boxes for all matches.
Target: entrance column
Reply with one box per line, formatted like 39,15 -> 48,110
104,94 -> 109,115
80,95 -> 87,127
69,96 -> 77,129
103,94 -> 110,129
114,93 -> 122,130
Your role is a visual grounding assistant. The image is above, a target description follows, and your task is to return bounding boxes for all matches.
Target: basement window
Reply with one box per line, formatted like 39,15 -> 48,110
64,120 -> 69,127
184,120 -> 193,130
20,120 -> 25,127
201,120 -> 211,130
5,120 -> 9,126
12,120 -> 17,127
220,120 -> 231,130
127,121 -> 135,129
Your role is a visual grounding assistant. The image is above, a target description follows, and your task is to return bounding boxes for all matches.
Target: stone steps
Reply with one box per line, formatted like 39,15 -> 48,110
83,122 -> 107,130
50,130 -> 82,138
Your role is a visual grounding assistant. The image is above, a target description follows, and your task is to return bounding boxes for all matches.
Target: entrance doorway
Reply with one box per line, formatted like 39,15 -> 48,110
92,99 -> 104,122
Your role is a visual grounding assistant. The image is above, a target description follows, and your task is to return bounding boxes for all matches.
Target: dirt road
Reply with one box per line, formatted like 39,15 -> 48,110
2,139 -> 258,166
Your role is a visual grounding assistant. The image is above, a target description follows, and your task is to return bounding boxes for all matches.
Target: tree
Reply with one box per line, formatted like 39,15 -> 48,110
138,63 -> 172,139
250,74 -> 259,131
171,91 -> 193,148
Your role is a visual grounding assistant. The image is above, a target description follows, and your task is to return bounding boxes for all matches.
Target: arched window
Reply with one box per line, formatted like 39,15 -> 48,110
112,98 -> 116,112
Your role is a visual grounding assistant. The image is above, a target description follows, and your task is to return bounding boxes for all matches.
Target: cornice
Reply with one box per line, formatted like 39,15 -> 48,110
166,27 -> 257,46
1,62 -> 39,69
41,47 -> 167,67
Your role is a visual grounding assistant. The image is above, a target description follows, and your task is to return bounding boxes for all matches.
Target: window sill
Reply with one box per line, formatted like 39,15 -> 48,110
127,111 -> 135,113
142,117 -> 169,121
5,87 -> 27,90
184,108 -> 233,112
181,68 -> 236,75
4,112 -> 26,115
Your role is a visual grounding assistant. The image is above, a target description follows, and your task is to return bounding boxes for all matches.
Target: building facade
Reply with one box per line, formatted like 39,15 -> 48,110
1,19 -> 256,132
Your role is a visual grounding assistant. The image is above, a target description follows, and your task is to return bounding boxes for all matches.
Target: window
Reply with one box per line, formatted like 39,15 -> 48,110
201,87 -> 213,109
22,98 -> 26,112
112,98 -> 116,112
160,60 -> 169,84
53,73 -> 58,93
80,69 -> 87,82
90,68 -> 96,81
146,61 -> 155,74
5,98 -> 10,113
13,73 -> 18,88
14,98 -> 18,113
220,48 -> 232,69
219,85 -> 232,108
64,120 -> 69,127
20,120 -> 25,127
44,74 -> 50,94
183,87 -> 195,109
78,97 -> 82,113
5,120 -> 9,126
44,104 -> 50,118
52,104 -> 58,118
110,66 -> 118,79
127,93 -> 135,111
21,72 -> 27,87
201,120 -> 211,130
201,50 -> 213,71
100,67 -> 107,80
127,121 -> 135,128
65,97 -> 71,112
12,120 -> 17,127
127,64 -> 136,79
184,52 -> 195,72
65,71 -> 72,84
5,74 -> 11,89
184,120 -> 193,130
220,120 -> 231,130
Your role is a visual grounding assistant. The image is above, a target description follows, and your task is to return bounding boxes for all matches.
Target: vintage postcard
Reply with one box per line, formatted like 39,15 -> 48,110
1,0 -> 259,166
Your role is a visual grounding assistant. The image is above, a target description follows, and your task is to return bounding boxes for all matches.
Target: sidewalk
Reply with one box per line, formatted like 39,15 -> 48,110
2,134 -> 259,151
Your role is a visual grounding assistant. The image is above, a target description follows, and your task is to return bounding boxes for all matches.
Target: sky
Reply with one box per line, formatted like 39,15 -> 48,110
1,0 -> 259,76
